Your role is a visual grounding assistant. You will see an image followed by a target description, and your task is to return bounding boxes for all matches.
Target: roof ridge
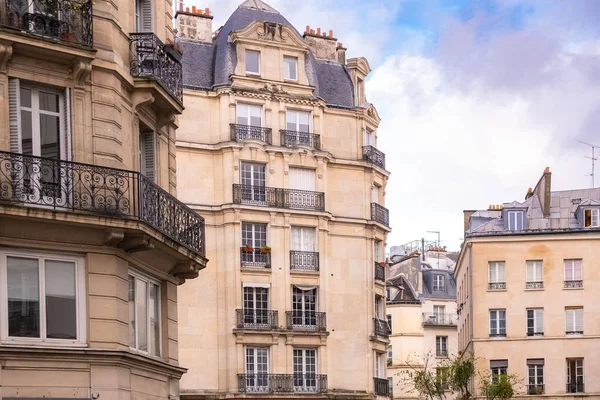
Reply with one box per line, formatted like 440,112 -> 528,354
239,0 -> 279,13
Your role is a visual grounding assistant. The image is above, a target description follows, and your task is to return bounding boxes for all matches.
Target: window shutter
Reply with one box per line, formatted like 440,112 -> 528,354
566,310 -> 574,331
63,88 -> 72,161
535,309 -> 543,332
291,227 -> 301,251
498,262 -> 505,282
8,78 -> 22,153
593,209 -> 599,227
526,262 -> 533,282
140,0 -> 153,32
141,132 -> 155,181
575,309 -> 583,331
573,259 -> 582,280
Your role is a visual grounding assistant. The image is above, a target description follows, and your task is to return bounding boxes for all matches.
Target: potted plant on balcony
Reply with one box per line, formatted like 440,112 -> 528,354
242,244 -> 254,253
259,245 -> 271,254
378,261 -> 386,267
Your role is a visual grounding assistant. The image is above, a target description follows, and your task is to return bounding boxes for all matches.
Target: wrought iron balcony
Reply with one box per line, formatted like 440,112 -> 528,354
567,383 -> 584,393
231,124 -> 272,144
363,145 -> 386,169
374,377 -> 390,397
240,247 -> 271,268
130,32 -> 183,104
566,330 -> 583,335
371,202 -> 390,227
280,130 -> 321,150
1,0 -> 93,47
373,318 -> 390,338
526,281 -> 544,289
237,373 -> 327,393
489,332 -> 506,338
488,282 -> 506,290
375,262 -> 385,282
422,313 -> 457,326
527,331 -> 544,337
290,250 -> 319,271
286,311 -> 327,332
233,184 -> 325,212
527,384 -> 544,395
235,309 -> 278,330
564,280 -> 583,288
0,151 -> 205,257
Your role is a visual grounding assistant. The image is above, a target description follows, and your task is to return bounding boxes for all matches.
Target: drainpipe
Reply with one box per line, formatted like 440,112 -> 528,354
468,241 -> 474,395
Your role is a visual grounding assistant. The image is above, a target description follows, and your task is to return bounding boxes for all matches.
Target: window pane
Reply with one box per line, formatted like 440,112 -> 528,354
246,51 -> 259,74
20,87 -> 32,108
21,110 -> 33,155
7,257 -> 40,338
136,279 -> 148,352
45,260 -> 76,339
129,275 -> 136,348
284,57 -> 297,79
149,283 -> 160,356
39,114 -> 60,159
39,91 -> 59,113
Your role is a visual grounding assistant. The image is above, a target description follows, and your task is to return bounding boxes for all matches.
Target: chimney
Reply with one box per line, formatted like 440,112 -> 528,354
336,42 -> 346,64
463,210 -> 476,233
525,187 -> 533,200
303,26 -> 338,61
528,167 -> 551,216
176,6 -> 213,43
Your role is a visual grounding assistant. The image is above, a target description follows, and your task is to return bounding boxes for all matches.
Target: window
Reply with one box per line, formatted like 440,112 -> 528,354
436,367 -> 449,390
284,56 -> 298,80
291,227 -> 316,252
292,286 -> 317,326
489,309 -> 506,337
139,128 -> 155,182
490,360 -> 508,380
286,110 -> 310,133
357,77 -> 364,105
565,307 -> 583,335
236,103 -> 262,127
527,359 -> 544,395
386,287 -> 392,302
583,208 -> 599,227
564,259 -> 583,288
241,223 -> 268,267
526,260 -> 543,288
1,252 -> 85,345
240,162 -> 266,203
128,272 -> 161,356
567,358 -> 584,393
245,347 -> 269,392
388,377 -> 394,396
371,185 -> 380,205
245,50 -> 260,74
374,352 -> 384,378
243,285 -> 269,325
375,295 -> 384,319
374,239 -> 382,262
433,275 -> 445,291
387,314 -> 392,334
294,348 -> 318,391
364,129 -> 374,146
433,305 -> 445,324
488,261 -> 506,289
527,308 -> 544,336
507,210 -> 524,230
436,336 -> 448,357
387,345 -> 393,364
134,0 -> 153,31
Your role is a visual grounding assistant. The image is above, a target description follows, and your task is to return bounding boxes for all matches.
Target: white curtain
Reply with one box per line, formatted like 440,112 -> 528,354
289,168 -> 315,191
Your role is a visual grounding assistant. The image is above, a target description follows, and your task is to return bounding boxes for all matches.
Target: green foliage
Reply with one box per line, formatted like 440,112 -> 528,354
399,352 -> 448,400
448,353 -> 475,400
479,373 -> 520,400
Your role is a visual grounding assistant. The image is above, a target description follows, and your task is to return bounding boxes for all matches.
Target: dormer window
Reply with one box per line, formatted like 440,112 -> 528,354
245,50 -> 260,75
283,56 -> 297,80
507,210 -> 524,231
584,209 -> 599,227
433,275 -> 445,291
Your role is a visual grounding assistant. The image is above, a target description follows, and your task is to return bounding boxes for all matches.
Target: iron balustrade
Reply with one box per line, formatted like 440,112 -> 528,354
375,262 -> 385,282
567,383 -> 584,393
129,32 -> 183,103
280,130 -> 321,150
240,247 -> 271,268
233,184 -> 325,211
422,313 -> 458,326
237,373 -> 327,393
290,250 -> 319,271
230,124 -> 272,144
1,0 -> 93,47
0,151 -> 205,256
527,384 -> 544,395
527,331 -> 544,337
489,332 -> 506,338
564,280 -> 583,288
526,281 -> 544,289
285,311 -> 327,332
363,145 -> 386,169
235,309 -> 278,330
371,203 -> 390,227
566,330 -> 584,335
488,282 -> 506,290
374,378 -> 390,397
373,318 -> 390,338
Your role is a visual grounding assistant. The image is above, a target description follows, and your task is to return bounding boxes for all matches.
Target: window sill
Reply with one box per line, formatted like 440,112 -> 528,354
246,72 -> 261,78
524,288 -> 544,291
290,268 -> 320,276
283,78 -> 298,83
563,287 -> 584,290
0,340 -> 88,349
487,289 -> 507,292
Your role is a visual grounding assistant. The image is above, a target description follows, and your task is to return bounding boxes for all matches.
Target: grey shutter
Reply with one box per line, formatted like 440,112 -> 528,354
63,88 -> 72,161
140,0 -> 153,32
141,131 -> 155,182
490,360 -> 508,368
527,358 -> 545,366
8,78 -> 21,153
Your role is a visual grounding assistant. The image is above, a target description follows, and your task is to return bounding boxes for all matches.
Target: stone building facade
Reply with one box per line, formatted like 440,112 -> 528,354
174,1 -> 391,399
0,0 -> 207,397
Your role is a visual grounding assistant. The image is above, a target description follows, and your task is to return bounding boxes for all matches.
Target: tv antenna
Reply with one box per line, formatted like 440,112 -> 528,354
580,141 -> 600,188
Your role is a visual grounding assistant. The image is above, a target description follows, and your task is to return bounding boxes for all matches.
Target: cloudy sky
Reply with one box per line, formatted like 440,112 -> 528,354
184,0 -> 600,250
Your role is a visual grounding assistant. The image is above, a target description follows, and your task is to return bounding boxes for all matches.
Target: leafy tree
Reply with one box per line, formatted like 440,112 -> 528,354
448,352 -> 475,400
400,351 -> 448,400
479,372 -> 521,400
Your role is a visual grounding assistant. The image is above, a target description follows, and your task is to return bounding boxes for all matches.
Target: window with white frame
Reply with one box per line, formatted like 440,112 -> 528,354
433,274 -> 445,291
387,345 -> 392,364
564,259 -> 583,285
245,50 -> 260,75
374,239 -> 382,262
583,208 -> 599,228
241,223 -> 268,266
489,309 -> 506,336
526,308 -> 544,336
567,358 -> 584,392
507,210 -> 524,230
236,103 -> 262,127
436,367 -> 449,389
526,260 -> 543,285
134,0 -> 153,31
387,314 -> 392,334
488,261 -> 506,288
1,251 -> 85,344
294,348 -> 318,391
283,56 -> 298,80
433,305 -> 445,324
243,284 -> 270,325
286,110 -> 310,133
436,336 -> 448,357
375,295 -> 384,319
490,360 -> 508,380
291,226 -> 316,252
245,347 -> 269,392
364,128 -> 374,147
374,351 -> 384,378
128,272 -> 161,356
565,307 -> 583,335
240,162 -> 266,203
289,167 -> 316,192
292,286 -> 317,326
527,359 -> 544,393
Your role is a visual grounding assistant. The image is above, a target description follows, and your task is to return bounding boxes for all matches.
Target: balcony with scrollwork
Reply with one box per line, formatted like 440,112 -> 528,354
363,145 -> 386,169
237,373 -> 327,393
280,130 -> 321,150
526,281 -> 544,289
231,124 -> 272,144
564,280 -> 583,289
0,0 -> 93,49
235,309 -> 278,330
0,151 -> 206,264
290,250 -> 319,271
371,202 -> 390,227
286,311 -> 327,332
233,184 -> 325,212
130,32 -> 183,111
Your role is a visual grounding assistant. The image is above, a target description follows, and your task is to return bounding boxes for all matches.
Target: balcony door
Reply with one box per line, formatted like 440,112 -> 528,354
433,305 -> 445,324
291,227 -> 316,252
241,222 -> 267,265
135,0 -> 153,32
139,127 -> 155,182
243,285 -> 269,325
364,129 -> 375,147
240,162 -> 266,203
237,103 -> 262,127
285,110 -> 311,146
246,347 -> 269,392
293,348 -> 317,392
289,167 -> 317,208
292,286 -> 317,326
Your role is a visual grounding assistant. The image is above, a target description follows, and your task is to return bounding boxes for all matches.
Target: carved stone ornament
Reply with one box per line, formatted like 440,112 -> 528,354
257,22 -> 287,42
259,83 -> 289,95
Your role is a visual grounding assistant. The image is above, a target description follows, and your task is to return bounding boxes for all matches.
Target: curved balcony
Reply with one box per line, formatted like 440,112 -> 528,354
371,202 -> 390,227
230,124 -> 272,144
233,184 -> 325,212
280,130 -> 321,150
363,145 -> 386,169
238,373 -> 327,393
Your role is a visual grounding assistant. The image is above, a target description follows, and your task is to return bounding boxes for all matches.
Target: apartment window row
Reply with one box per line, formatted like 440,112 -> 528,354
245,50 -> 298,81
487,259 -> 583,290
490,358 -> 584,395
489,307 -> 584,337
505,207 -> 599,230
241,222 -> 318,264
239,163 -> 317,191
242,284 -> 318,322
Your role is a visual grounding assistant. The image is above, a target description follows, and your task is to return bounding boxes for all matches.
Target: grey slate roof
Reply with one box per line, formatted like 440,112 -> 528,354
179,1 -> 355,109
421,269 -> 457,300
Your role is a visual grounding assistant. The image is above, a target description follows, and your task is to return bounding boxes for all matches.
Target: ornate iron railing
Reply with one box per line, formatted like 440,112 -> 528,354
373,318 -> 390,338
233,184 -> 325,212
526,281 -> 544,289
375,262 -> 385,282
290,250 -> 319,271
280,130 -> 321,150
371,202 -> 389,227
286,311 -> 326,332
527,384 -> 544,395
488,282 -> 506,290
566,330 -> 583,335
374,377 -> 390,397
230,124 -> 272,144
489,332 -> 506,338
564,280 -> 583,288
240,247 -> 271,268
0,151 -> 205,256
237,373 -> 327,393
235,309 -> 278,330
130,32 -> 183,103
567,383 -> 584,393
1,0 -> 93,47
527,331 -> 544,337
363,145 -> 386,169
422,313 -> 457,326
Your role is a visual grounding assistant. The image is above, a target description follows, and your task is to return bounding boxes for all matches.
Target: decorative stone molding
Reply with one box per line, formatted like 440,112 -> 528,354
171,261 -> 201,282
119,234 -> 154,253
132,91 -> 155,111
156,111 -> 176,134
71,59 -> 92,86
257,22 -> 288,42
0,43 -> 13,72
104,229 -> 125,246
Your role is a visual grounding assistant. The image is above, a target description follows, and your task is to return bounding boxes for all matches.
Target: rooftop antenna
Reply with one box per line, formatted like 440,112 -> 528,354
427,231 -> 440,247
580,141 -> 600,188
